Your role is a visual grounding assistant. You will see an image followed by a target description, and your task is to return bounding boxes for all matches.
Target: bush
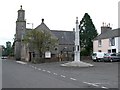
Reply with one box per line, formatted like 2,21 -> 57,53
81,49 -> 91,56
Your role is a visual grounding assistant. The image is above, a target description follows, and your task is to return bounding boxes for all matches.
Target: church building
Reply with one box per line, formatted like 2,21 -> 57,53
14,6 -> 75,62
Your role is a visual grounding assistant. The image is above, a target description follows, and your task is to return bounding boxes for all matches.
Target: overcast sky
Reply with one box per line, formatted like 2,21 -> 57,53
0,0 -> 119,46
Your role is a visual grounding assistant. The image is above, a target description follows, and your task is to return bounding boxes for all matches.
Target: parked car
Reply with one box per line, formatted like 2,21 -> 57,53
103,53 -> 120,62
92,52 -> 106,62
1,56 -> 8,59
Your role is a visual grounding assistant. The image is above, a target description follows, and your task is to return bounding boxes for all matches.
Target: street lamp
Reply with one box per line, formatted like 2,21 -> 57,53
27,23 -> 34,62
27,23 -> 34,29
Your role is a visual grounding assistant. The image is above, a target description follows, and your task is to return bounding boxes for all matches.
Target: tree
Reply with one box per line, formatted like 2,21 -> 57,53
10,41 -> 15,56
6,47 -> 11,56
2,46 -> 6,56
23,30 -> 58,63
79,13 -> 98,56
2,41 -> 13,57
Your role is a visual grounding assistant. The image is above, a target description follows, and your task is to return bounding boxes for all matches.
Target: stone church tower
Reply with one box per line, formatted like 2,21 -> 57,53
15,5 -> 26,60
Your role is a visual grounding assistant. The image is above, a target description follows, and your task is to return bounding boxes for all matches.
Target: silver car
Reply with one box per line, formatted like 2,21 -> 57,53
103,53 -> 120,62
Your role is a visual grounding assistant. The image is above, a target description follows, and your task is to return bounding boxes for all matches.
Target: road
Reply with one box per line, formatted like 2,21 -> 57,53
2,59 -> 119,89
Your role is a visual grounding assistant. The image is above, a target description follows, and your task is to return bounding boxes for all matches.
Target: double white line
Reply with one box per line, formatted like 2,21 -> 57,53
83,82 -> 108,89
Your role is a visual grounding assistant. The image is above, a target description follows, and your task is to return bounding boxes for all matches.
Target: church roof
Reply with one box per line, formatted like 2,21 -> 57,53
34,19 -> 57,39
35,21 -> 50,31
30,19 -> 75,45
51,30 -> 75,45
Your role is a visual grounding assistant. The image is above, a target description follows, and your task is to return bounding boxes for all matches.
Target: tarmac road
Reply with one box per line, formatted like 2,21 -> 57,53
2,59 -> 119,89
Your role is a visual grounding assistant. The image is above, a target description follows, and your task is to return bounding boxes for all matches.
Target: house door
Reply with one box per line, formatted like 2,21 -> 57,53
29,52 -> 32,62
112,49 -> 116,53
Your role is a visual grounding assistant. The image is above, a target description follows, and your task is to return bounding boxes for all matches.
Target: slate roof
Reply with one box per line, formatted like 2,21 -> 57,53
35,22 -> 50,31
29,19 -> 75,46
51,30 -> 75,45
34,22 -> 57,39
94,28 -> 120,40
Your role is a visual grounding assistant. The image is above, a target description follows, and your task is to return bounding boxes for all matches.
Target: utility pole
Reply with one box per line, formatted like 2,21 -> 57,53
27,22 -> 34,62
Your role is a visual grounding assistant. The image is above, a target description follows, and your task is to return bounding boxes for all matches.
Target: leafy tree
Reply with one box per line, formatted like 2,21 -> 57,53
2,46 -> 6,56
10,41 -> 15,56
6,47 -> 12,56
23,30 -> 58,63
2,41 -> 13,57
79,13 -> 98,56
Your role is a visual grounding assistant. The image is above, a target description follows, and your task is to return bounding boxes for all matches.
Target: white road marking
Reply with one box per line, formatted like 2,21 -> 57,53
94,82 -> 110,85
101,86 -> 108,89
16,61 -> 27,64
60,75 -> 66,78
47,71 -> 51,73
83,82 -> 109,89
83,82 -> 99,87
38,68 -> 41,70
34,67 -> 37,69
91,84 -> 99,87
53,73 -> 58,75
31,66 -> 34,68
70,78 -> 77,81
42,70 -> 46,72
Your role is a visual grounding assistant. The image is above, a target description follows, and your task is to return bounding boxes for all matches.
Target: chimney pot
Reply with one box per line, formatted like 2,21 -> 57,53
20,5 -> 22,10
42,18 -> 44,23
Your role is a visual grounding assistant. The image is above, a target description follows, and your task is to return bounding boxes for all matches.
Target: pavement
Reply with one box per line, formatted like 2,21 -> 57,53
2,59 -> 119,89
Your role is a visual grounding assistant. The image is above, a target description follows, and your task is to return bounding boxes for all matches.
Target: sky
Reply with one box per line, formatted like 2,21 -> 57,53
0,0 -> 119,47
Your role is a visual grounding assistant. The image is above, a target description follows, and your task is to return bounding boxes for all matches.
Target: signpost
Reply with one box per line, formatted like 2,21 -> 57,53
45,51 -> 51,58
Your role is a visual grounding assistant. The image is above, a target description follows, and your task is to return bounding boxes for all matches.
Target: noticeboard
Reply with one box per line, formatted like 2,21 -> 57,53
45,51 -> 51,58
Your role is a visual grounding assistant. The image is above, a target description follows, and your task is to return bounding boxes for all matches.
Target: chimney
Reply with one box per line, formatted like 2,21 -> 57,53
101,22 -> 112,34
42,18 -> 44,23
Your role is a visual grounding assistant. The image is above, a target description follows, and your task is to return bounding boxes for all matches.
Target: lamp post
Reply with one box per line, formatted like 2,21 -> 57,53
27,23 -> 34,29
27,22 -> 34,62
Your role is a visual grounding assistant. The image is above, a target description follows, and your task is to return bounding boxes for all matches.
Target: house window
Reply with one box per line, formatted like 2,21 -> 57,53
108,49 -> 111,53
112,49 -> 116,53
98,40 -> 102,47
109,37 -> 115,46
98,50 -> 102,52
